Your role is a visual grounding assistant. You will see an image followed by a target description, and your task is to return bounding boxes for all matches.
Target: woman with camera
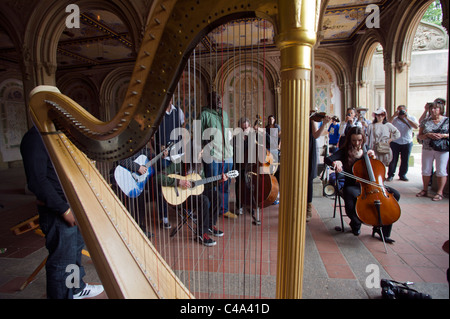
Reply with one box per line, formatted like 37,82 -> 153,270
387,105 -> 419,181
416,99 -> 449,201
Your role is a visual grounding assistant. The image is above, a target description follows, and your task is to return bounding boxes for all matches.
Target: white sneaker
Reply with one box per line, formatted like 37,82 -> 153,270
73,283 -> 104,299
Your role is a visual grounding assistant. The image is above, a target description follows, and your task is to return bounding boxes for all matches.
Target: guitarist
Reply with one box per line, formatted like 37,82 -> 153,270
154,98 -> 185,156
156,159 -> 227,247
111,142 -> 171,234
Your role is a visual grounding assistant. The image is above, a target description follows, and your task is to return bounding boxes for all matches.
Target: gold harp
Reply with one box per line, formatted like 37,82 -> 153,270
29,0 -> 321,299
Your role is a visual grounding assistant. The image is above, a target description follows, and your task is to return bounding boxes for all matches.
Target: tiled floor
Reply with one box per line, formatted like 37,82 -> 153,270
0,151 -> 449,299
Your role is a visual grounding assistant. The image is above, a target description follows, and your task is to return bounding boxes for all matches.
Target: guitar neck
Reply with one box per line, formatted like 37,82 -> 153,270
189,174 -> 222,187
146,147 -> 172,168
179,175 -> 222,188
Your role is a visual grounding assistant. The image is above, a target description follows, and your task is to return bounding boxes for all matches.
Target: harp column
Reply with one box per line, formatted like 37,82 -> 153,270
275,0 -> 321,299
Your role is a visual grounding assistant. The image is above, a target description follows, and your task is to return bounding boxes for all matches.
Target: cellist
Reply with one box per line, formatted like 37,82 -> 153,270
324,126 -> 399,243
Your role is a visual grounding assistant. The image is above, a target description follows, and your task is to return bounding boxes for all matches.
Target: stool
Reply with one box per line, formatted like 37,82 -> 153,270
333,187 -> 346,232
170,208 -> 197,237
330,173 -> 346,232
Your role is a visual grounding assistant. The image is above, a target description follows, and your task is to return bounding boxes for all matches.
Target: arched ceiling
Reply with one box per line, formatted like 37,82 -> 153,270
0,0 -> 424,70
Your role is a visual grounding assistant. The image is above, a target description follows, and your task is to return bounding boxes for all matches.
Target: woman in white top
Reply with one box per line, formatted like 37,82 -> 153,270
416,100 -> 449,201
366,107 -> 401,167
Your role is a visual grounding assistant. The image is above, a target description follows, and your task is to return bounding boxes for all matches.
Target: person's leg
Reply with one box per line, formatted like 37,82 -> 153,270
375,187 -> 400,241
398,142 -> 413,179
39,207 -> 85,299
433,151 -> 449,199
306,172 -> 314,222
220,159 -> 233,213
387,142 -> 400,179
342,185 -> 362,235
190,195 -> 210,236
72,227 -> 86,294
205,186 -> 222,232
418,149 -> 433,196
235,163 -> 243,210
156,190 -> 171,229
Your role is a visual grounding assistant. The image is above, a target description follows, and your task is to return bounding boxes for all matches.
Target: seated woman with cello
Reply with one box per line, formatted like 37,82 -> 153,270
324,126 -> 400,243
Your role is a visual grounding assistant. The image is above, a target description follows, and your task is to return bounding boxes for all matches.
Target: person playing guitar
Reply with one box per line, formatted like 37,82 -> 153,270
110,141 -> 166,236
156,159 -> 230,247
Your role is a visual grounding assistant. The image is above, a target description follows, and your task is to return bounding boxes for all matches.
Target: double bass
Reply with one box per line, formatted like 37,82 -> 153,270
239,121 -> 279,213
247,145 -> 279,208
353,145 -> 401,227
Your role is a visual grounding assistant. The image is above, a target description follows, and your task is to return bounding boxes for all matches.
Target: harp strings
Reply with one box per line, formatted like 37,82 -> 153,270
96,17 -> 274,299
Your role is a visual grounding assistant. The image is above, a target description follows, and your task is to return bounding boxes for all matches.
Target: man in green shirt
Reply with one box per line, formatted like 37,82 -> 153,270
200,92 -> 236,219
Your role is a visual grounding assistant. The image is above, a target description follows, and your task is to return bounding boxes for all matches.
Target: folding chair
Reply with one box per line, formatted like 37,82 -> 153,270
332,173 -> 346,232
170,208 -> 197,237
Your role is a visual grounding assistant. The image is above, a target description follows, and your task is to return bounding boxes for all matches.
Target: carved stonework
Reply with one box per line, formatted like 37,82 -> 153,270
396,61 -> 410,73
43,61 -> 57,77
413,22 -> 448,51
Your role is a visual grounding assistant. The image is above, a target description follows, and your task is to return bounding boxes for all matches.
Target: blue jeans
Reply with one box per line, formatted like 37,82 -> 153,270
38,206 -> 86,299
388,142 -> 413,178
203,158 -> 233,214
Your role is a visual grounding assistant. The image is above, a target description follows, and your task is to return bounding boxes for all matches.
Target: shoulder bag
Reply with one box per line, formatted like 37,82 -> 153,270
373,127 -> 391,154
429,118 -> 449,152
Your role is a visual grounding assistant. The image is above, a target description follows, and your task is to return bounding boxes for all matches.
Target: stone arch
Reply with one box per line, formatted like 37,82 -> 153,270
214,55 -> 279,127
57,74 -> 101,119
315,48 -> 351,119
0,79 -> 27,162
354,28 -> 386,84
100,67 -> 132,121
314,62 -> 340,116
382,0 -> 438,113
353,29 -> 386,112
22,0 -> 145,86
388,0 -> 436,69
173,65 -> 210,131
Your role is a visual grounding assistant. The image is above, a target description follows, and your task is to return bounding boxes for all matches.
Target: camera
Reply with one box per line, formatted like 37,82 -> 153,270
399,109 -> 406,116
426,102 -> 434,108
381,279 -> 432,299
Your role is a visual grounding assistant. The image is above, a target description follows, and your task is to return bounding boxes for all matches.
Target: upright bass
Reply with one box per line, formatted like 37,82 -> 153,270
248,145 -> 279,208
353,145 -> 401,227
239,121 -> 279,210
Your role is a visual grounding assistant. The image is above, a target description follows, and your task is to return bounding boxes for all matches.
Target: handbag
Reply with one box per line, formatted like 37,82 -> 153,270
430,138 -> 449,152
372,128 -> 391,154
429,118 -> 449,152
374,142 -> 391,154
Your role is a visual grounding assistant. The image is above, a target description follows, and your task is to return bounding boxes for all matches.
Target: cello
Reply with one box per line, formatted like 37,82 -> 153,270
247,146 -> 279,208
239,121 -> 279,212
353,145 -> 401,227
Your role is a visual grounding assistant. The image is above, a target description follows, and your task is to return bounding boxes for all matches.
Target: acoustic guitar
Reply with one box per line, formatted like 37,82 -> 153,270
114,142 -> 174,198
162,170 -> 239,206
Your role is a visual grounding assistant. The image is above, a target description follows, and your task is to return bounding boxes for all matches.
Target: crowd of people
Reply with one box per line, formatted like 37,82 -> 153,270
111,92 -> 283,249
19,91 -> 447,298
322,98 -> 448,244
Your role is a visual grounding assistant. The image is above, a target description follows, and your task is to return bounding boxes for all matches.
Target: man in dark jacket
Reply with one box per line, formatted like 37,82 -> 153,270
20,126 -> 104,299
